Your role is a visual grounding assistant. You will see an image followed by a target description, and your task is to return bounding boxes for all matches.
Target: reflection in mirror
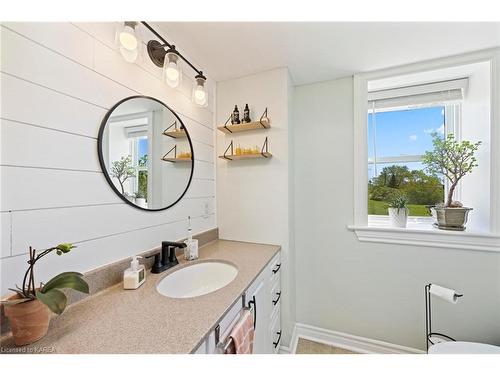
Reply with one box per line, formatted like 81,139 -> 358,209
98,96 -> 194,211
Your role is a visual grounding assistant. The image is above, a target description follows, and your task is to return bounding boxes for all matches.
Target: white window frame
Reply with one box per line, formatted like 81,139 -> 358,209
367,103 -> 458,223
129,136 -> 148,195
349,49 -> 500,252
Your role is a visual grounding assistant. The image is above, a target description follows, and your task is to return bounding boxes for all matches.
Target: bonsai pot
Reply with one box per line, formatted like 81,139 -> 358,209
388,207 -> 408,228
3,293 -> 50,346
431,206 -> 472,231
135,197 -> 147,208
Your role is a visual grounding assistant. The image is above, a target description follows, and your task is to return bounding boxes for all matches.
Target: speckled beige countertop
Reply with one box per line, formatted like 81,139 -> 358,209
0,240 -> 280,354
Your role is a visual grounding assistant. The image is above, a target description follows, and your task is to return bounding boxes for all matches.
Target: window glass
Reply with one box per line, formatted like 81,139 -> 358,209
367,106 -> 445,216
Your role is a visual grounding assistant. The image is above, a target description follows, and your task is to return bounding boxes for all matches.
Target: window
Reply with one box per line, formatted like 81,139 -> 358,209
130,136 -> 149,199
367,105 -> 450,217
350,55 -> 499,251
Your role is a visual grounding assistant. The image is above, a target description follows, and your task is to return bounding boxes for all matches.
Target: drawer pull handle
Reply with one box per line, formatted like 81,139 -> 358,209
273,330 -> 282,348
272,292 -> 281,305
272,264 -> 281,274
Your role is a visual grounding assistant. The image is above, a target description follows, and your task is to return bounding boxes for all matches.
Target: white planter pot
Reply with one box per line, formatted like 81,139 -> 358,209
388,207 -> 408,228
135,198 -> 147,208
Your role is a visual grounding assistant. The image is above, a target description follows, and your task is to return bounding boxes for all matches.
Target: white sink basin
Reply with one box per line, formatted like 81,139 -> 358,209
156,261 -> 238,298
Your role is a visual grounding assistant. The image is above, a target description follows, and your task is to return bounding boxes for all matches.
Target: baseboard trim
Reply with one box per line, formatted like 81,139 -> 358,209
288,323 -> 425,354
278,324 -> 297,354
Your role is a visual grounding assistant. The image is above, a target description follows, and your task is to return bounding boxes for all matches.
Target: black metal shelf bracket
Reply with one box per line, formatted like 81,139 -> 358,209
222,140 -> 234,160
223,114 -> 233,133
162,120 -> 184,137
261,136 -> 269,157
162,144 -> 177,162
259,107 -> 268,128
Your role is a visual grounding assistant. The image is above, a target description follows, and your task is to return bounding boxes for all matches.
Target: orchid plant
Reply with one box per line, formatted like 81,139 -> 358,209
1,243 -> 89,314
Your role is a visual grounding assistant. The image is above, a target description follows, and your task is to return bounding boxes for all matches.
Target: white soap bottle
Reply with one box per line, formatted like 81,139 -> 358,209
123,255 -> 146,289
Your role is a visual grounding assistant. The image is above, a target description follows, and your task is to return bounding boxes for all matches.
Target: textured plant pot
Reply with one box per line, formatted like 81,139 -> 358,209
135,198 -> 147,208
3,294 -> 50,346
431,207 -> 472,231
388,207 -> 408,228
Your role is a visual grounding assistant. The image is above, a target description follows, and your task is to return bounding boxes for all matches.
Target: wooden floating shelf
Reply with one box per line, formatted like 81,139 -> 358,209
219,152 -> 272,161
162,157 -> 192,163
217,118 -> 271,134
163,129 -> 187,138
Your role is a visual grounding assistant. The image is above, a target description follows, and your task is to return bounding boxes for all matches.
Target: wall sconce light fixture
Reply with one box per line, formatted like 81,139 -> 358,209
163,46 -> 181,88
138,22 -> 208,106
117,21 -> 141,63
193,72 -> 207,107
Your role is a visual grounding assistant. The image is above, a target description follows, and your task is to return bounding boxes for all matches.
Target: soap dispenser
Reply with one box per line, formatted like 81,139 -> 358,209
123,255 -> 146,289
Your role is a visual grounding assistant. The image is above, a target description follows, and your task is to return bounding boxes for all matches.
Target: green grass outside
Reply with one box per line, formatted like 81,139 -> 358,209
368,199 -> 430,217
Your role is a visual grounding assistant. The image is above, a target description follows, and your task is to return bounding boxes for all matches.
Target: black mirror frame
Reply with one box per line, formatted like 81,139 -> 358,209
97,95 -> 195,212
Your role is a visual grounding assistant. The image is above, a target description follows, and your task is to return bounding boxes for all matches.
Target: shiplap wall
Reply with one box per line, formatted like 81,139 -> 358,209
0,22 -> 216,295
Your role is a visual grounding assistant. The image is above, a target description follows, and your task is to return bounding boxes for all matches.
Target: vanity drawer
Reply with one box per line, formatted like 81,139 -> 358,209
268,253 -> 281,283
270,280 -> 281,318
269,307 -> 282,353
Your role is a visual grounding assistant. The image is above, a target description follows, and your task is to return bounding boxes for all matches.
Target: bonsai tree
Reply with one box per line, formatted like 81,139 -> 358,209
422,133 -> 481,207
1,243 -> 89,314
111,155 -> 136,194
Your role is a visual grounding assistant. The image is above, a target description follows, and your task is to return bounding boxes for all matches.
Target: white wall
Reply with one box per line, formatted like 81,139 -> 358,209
293,77 -> 500,350
460,61 -> 491,230
216,68 -> 295,346
0,22 -> 216,294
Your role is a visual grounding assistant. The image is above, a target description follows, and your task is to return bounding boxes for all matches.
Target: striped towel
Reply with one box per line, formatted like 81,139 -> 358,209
228,309 -> 255,354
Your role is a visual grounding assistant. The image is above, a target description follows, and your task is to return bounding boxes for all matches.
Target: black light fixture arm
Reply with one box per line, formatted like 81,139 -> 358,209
141,21 -> 206,79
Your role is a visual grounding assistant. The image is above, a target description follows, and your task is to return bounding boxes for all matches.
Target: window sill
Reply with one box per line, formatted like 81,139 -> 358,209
347,217 -> 500,252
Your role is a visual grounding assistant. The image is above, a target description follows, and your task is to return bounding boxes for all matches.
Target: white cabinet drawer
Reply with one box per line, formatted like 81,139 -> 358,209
269,307 -> 282,353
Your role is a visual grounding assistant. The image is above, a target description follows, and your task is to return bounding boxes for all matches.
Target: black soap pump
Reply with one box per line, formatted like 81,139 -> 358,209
231,105 -> 241,124
243,104 -> 251,123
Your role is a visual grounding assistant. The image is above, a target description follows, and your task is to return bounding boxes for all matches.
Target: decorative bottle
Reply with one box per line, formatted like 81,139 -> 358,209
243,104 -> 251,123
231,105 -> 240,124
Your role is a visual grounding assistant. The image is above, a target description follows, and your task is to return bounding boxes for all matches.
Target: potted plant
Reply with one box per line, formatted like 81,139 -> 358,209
388,193 -> 409,228
1,243 -> 89,346
422,133 -> 481,230
111,155 -> 136,195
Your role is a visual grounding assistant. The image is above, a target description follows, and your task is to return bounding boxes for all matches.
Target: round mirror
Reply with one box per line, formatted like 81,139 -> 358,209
97,96 -> 194,211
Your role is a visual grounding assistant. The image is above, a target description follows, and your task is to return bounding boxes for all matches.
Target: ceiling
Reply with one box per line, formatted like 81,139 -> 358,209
155,22 -> 500,85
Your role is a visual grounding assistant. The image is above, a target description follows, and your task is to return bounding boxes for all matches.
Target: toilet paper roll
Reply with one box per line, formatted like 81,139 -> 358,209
429,284 -> 460,304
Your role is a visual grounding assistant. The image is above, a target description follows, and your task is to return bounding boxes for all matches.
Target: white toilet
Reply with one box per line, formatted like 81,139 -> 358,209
429,341 -> 500,354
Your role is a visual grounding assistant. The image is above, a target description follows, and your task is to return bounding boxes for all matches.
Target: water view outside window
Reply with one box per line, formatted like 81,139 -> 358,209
367,106 -> 445,216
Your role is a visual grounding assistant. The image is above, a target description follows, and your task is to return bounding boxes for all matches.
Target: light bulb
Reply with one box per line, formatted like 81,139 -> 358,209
166,63 -> 180,81
119,26 -> 138,50
192,73 -> 207,107
194,85 -> 206,104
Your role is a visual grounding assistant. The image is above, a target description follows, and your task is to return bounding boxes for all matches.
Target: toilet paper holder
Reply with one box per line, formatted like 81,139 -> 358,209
425,283 -> 463,352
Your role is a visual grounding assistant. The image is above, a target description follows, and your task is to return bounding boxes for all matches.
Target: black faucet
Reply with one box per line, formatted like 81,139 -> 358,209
146,241 -> 187,274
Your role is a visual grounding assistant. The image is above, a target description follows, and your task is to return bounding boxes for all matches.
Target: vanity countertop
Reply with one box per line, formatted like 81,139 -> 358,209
0,240 -> 280,354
